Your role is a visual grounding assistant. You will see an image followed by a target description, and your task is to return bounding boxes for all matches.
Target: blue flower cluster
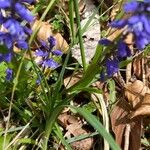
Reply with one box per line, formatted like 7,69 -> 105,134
35,36 -> 63,69
0,0 -> 34,63
111,0 -> 150,50
99,38 -> 131,77
100,0 -> 150,78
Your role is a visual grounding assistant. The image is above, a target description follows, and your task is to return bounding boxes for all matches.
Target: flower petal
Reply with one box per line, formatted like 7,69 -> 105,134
15,2 -> 34,22
106,59 -> 119,77
123,1 -> 139,12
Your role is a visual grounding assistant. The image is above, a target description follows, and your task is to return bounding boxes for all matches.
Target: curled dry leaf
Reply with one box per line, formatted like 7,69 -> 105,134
64,72 -> 82,89
111,98 -> 131,146
31,20 -> 69,53
111,98 -> 142,150
130,94 -> 150,118
58,113 -> 93,150
125,80 -> 150,108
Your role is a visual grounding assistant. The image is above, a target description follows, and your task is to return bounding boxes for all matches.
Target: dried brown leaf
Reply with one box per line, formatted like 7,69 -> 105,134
31,20 -> 69,53
111,98 -> 131,146
129,118 -> 142,150
64,73 -> 82,89
67,123 -> 93,150
133,58 -> 142,79
130,105 -> 150,119
58,112 -> 93,150
111,98 -> 142,150
125,80 -> 150,108
130,94 -> 150,118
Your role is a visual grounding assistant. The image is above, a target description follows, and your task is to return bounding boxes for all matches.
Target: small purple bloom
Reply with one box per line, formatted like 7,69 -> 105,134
43,58 -> 59,69
35,49 -> 48,57
52,50 -> 63,56
110,19 -> 127,28
0,0 -> 11,9
48,36 -> 56,48
141,14 -> 150,34
117,40 -> 131,58
0,0 -> 34,62
6,68 -> 13,81
15,2 -> 34,22
106,59 -> 119,77
3,53 -> 13,62
123,1 -> 139,13
110,0 -> 150,50
16,40 -> 28,49
35,36 -> 62,69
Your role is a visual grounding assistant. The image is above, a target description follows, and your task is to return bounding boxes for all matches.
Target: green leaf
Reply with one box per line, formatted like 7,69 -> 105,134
119,58 -> 132,68
54,123 -> 72,150
0,134 -> 12,150
17,138 -> 36,145
67,44 -> 103,93
70,106 -> 121,150
82,102 -> 96,113
82,87 -> 102,94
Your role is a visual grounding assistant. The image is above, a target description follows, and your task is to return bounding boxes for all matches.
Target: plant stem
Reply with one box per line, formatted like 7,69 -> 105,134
29,0 -> 57,45
3,53 -> 26,150
69,0 -> 75,44
73,0 -> 87,72
42,105 -> 64,150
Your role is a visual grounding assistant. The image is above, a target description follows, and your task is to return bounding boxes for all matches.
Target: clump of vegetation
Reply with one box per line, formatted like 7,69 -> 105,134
0,0 -> 150,150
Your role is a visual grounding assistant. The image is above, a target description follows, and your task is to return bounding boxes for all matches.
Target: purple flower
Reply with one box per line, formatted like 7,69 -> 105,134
48,36 -> 56,49
6,68 -> 13,81
52,50 -> 63,56
117,39 -> 131,58
0,0 -> 34,62
43,59 -> 59,69
106,59 -> 119,77
0,0 -> 11,9
36,79 -> 41,85
35,49 -> 48,57
15,2 -> 34,22
110,19 -> 127,28
16,40 -> 28,49
0,52 -> 13,63
35,36 -> 62,70
123,1 -> 139,12
110,0 -> 150,50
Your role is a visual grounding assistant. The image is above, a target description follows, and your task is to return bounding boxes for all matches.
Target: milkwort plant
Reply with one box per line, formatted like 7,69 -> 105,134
0,0 -> 34,82
35,36 -> 63,70
1,0 -> 150,150
99,0 -> 150,78
35,36 -> 63,84
66,0 -> 150,147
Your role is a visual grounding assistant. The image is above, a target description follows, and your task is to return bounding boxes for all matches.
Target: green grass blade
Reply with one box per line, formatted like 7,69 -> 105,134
73,0 -> 87,71
67,131 -> 98,143
69,0 -> 75,44
70,106 -> 121,150
67,44 -> 103,93
54,123 -> 72,150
